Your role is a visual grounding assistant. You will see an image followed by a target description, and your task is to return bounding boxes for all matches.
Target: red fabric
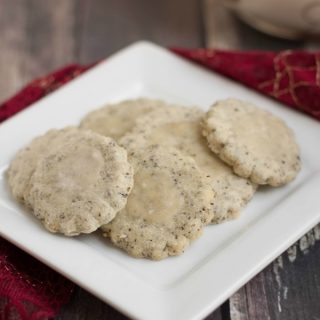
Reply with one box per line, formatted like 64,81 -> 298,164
0,64 -> 91,123
0,65 -> 90,320
0,48 -> 319,320
172,48 -> 320,121
0,239 -> 74,320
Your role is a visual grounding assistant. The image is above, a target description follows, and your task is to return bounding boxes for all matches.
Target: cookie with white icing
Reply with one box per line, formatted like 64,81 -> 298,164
102,145 -> 214,260
28,129 -> 133,236
7,127 -> 78,206
80,98 -> 162,140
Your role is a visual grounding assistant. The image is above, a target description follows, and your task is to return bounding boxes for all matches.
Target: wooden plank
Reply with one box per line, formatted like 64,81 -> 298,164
202,0 -> 241,49
0,0 -> 28,102
230,231 -> 320,320
74,0 -> 205,63
57,287 -> 225,320
23,0 -> 76,78
205,309 -> 224,320
0,0 -> 76,103
57,287 -> 224,320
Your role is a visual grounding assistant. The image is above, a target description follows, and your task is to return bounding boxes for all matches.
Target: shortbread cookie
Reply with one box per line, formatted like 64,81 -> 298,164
28,130 -> 133,236
80,98 -> 163,140
202,98 -> 301,186
102,145 -> 214,260
120,106 -> 256,223
7,127 -> 78,205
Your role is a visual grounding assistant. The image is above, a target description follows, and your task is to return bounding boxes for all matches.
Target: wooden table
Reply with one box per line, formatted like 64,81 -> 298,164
1,1 -> 320,319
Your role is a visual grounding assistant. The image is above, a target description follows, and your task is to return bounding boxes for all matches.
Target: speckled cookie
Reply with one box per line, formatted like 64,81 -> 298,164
7,127 -> 78,206
119,104 -> 203,150
28,130 -> 133,236
120,106 -> 256,223
79,98 -> 163,140
101,145 -> 214,260
202,98 -> 301,186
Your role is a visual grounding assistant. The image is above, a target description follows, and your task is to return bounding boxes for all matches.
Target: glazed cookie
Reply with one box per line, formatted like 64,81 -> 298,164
79,98 -> 163,140
101,145 -> 214,260
7,127 -> 78,205
202,98 -> 301,186
120,104 -> 203,150
28,130 -> 133,236
120,106 -> 256,223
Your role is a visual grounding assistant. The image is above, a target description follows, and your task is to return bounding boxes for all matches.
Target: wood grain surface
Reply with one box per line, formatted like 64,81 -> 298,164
0,1 -> 320,319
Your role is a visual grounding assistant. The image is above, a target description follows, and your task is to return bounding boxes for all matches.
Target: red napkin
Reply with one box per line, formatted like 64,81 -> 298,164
172,48 -> 320,121
0,48 -> 319,320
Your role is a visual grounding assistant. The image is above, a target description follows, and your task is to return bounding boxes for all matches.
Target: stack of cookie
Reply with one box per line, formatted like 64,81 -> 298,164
7,98 -> 301,260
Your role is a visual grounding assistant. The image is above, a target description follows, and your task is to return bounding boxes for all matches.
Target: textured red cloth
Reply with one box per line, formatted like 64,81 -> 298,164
0,239 -> 74,320
0,65 -> 90,320
0,48 -> 319,320
0,64 -> 91,123
172,48 -> 320,121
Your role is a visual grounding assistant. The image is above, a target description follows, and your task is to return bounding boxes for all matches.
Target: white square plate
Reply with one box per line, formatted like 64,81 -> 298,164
0,42 -> 320,320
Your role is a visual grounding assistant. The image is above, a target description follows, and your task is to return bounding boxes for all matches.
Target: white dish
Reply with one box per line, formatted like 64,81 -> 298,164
0,41 -> 319,320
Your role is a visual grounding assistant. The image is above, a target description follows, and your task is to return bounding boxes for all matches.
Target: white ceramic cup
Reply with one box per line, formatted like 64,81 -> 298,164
221,0 -> 320,39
